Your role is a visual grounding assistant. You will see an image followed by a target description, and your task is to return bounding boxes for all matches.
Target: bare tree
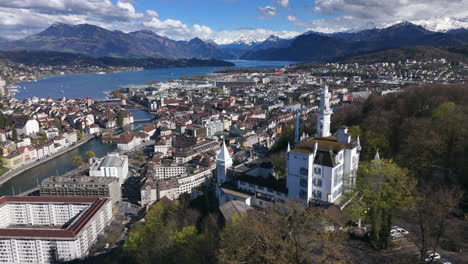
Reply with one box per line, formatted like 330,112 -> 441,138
410,185 -> 462,263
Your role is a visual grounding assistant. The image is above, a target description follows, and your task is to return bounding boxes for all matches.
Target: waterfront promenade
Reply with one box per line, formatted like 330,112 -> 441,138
0,135 -> 95,186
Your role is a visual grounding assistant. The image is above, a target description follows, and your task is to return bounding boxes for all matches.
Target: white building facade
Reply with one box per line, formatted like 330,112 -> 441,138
0,197 -> 112,264
89,153 -> 129,185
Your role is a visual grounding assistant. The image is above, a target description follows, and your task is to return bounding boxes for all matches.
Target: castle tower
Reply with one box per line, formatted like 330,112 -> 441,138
216,140 -> 233,185
316,84 -> 332,137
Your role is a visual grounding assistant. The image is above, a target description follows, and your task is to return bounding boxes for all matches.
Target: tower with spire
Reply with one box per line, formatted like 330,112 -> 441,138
316,84 -> 332,137
216,140 -> 233,185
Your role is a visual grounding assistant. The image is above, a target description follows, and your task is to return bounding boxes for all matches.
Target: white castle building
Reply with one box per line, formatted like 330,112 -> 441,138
286,85 -> 361,206
216,85 -> 361,208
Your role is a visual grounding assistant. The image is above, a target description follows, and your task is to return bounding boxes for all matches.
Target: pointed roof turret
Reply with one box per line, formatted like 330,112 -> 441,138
216,140 -> 232,162
374,150 -> 380,160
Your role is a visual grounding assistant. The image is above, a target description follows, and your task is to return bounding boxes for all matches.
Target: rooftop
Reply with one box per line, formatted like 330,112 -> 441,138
0,196 -> 110,240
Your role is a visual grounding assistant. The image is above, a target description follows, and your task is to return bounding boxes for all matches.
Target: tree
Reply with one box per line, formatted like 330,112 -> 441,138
217,201 -> 348,264
12,127 -> 17,141
410,185 -> 462,263
346,159 -> 417,249
122,200 -> 216,264
76,130 -> 84,140
85,151 -> 96,161
72,156 -> 84,168
117,111 -> 125,128
111,90 -> 122,98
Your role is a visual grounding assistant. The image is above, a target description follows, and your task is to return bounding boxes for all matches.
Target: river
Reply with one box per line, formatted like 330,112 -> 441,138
1,60 -> 294,196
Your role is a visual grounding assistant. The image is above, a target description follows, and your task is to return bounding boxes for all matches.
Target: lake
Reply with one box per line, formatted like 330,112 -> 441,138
15,60 -> 296,100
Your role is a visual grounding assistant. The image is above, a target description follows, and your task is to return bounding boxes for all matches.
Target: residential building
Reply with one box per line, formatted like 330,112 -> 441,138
0,197 -> 112,264
40,176 -> 122,204
12,116 -> 40,136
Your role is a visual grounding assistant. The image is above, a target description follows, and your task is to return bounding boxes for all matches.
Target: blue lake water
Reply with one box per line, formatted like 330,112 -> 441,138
15,60 -> 296,100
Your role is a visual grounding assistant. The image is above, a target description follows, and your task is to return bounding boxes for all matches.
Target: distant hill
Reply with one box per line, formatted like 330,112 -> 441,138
335,45 -> 468,64
0,50 -> 235,68
0,23 -> 233,59
241,22 -> 468,61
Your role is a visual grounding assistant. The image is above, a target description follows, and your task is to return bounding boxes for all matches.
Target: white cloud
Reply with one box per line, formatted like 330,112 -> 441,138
312,0 -> 468,30
258,5 -> 277,16
305,26 -> 351,34
274,0 -> 290,9
142,17 -> 212,40
287,15 -> 297,22
145,10 -> 159,18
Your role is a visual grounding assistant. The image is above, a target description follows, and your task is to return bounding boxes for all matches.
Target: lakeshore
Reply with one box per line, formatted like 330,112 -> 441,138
0,135 -> 95,187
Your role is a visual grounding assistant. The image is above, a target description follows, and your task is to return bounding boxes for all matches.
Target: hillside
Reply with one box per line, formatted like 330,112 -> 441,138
0,50 -> 234,68
336,45 -> 468,64
0,23 -> 233,59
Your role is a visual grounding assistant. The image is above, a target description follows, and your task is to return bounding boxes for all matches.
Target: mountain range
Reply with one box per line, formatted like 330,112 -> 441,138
1,22 -> 468,61
241,22 -> 468,61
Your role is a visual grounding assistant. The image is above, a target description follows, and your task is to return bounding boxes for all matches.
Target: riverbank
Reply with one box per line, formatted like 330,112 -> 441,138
0,135 -> 95,186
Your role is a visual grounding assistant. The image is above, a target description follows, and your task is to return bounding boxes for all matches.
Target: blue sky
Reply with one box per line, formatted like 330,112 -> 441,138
0,0 -> 467,43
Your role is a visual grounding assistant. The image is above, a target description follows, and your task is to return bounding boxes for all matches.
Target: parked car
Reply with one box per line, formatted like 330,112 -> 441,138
395,227 -> 409,236
425,251 -> 441,263
390,229 -> 403,239
390,226 -> 409,238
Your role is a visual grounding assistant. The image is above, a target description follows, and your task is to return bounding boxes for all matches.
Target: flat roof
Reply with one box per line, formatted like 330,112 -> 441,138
0,196 -> 110,240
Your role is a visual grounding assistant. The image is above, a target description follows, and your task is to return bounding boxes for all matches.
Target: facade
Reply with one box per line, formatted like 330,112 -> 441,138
13,116 -> 40,136
89,153 -> 129,185
147,162 -> 187,180
40,176 -> 122,204
0,197 -> 112,264
140,166 -> 213,206
286,85 -> 361,206
2,151 -> 24,169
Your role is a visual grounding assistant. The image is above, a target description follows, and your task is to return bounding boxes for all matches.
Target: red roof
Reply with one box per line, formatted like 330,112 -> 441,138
142,124 -> 155,133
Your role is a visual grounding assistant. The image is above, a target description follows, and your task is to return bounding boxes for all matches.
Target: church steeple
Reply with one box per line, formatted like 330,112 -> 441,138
216,140 -> 233,185
317,84 -> 332,137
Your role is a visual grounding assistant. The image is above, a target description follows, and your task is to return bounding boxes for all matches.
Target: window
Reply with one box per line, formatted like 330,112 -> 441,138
313,190 -> 322,199
314,178 -> 322,187
314,167 -> 321,175
300,178 -> 307,187
300,167 -> 308,176
299,189 -> 307,200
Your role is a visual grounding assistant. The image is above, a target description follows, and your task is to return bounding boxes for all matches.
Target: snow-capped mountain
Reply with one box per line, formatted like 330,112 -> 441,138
232,37 -> 258,47
411,17 -> 468,32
